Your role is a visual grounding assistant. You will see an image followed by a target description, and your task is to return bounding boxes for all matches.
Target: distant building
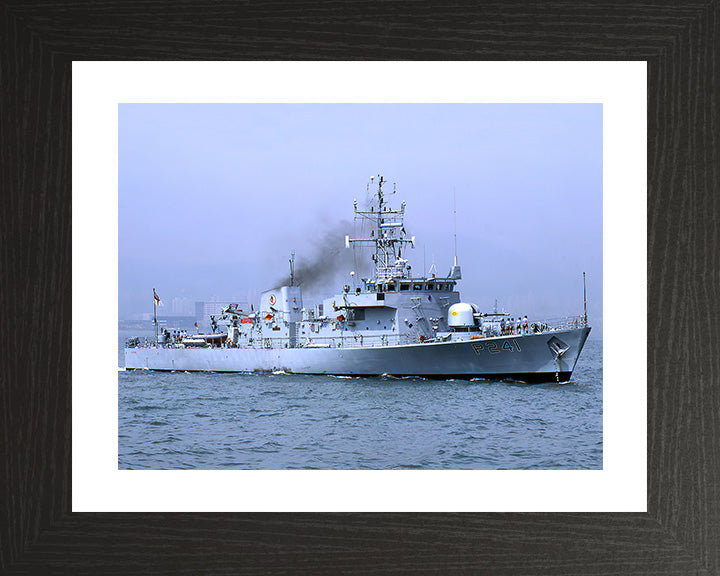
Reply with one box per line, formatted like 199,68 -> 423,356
171,297 -> 194,316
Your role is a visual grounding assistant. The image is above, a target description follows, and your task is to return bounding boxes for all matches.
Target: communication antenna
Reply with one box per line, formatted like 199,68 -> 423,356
423,244 -> 426,279
289,250 -> 296,286
453,188 -> 458,266
583,272 -> 588,326
429,254 -> 437,277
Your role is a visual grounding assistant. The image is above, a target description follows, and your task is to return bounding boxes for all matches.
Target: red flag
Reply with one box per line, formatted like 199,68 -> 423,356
153,289 -> 161,304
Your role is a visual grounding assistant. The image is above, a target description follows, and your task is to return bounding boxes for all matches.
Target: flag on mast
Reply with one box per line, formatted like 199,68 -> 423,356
153,289 -> 161,304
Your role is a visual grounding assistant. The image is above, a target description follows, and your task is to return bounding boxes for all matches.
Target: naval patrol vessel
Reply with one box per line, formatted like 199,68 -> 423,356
125,176 -> 591,382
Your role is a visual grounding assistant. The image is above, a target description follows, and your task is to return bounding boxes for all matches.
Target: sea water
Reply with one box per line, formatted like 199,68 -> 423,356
118,330 -> 602,470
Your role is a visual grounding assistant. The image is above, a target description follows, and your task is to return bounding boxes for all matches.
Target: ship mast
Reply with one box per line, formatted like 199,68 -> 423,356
583,271 -> 587,327
346,175 -> 415,281
289,250 -> 295,286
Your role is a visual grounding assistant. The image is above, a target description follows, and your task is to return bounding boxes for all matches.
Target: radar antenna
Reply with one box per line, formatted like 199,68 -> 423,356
345,175 -> 415,281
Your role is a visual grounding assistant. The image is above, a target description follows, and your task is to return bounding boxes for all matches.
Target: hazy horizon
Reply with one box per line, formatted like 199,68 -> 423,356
119,104 -> 603,336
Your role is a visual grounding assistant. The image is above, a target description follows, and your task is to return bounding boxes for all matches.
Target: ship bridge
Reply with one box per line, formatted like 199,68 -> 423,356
364,278 -> 457,294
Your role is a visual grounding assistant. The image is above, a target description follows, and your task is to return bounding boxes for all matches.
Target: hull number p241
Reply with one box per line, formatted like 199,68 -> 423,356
472,339 -> 521,354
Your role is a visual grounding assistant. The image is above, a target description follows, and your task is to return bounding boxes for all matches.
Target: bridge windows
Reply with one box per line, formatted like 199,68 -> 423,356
367,280 -> 454,292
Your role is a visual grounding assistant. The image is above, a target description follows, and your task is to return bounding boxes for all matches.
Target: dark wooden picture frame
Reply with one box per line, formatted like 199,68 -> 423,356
2,2 -> 718,574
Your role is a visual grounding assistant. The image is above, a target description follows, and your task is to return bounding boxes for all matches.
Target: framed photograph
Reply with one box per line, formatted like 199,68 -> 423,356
113,99 -> 605,475
3,2 -> 717,574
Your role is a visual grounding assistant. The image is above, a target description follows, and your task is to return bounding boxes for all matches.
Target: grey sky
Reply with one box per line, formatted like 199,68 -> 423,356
119,103 -> 602,335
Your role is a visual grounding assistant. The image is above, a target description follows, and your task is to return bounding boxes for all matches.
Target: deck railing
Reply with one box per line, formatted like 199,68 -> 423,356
547,315 -> 588,331
294,333 -> 421,349
484,314 -> 587,336
125,315 -> 588,350
126,333 -> 424,350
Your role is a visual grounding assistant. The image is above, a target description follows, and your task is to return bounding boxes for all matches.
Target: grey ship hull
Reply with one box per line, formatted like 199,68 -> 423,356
125,327 -> 590,383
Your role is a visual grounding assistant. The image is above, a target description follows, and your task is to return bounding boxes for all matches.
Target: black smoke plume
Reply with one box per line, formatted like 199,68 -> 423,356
274,220 -> 370,297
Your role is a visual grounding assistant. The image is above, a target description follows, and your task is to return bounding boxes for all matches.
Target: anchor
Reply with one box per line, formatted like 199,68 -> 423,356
547,336 -> 570,382
554,348 -> 568,382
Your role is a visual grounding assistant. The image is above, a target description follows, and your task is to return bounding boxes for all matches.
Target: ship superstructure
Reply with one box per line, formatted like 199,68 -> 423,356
125,176 -> 591,382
